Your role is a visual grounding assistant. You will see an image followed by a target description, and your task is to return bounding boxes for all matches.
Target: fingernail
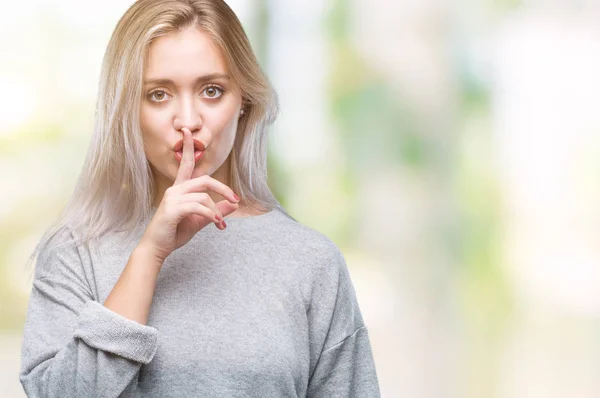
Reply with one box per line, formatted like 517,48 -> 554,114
222,220 -> 227,228
233,194 -> 240,202
215,215 -> 222,222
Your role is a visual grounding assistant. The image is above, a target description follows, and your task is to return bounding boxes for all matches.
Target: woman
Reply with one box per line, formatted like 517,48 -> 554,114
19,0 -> 380,396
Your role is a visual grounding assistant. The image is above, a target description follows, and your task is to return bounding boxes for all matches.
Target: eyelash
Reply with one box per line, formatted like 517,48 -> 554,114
146,84 -> 225,103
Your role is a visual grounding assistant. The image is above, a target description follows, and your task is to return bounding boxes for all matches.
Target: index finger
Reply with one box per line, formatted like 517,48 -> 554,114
174,127 -> 195,185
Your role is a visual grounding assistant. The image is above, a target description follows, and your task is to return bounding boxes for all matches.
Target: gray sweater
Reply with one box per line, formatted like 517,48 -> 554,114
19,207 -> 380,397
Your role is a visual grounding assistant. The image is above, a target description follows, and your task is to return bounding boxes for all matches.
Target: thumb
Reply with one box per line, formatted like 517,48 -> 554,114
216,199 -> 239,217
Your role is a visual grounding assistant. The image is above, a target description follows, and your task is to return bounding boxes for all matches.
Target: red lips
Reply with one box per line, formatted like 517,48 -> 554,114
174,150 -> 205,162
172,138 -> 206,153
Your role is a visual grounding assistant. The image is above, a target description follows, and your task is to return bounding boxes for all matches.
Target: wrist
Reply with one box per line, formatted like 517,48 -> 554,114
135,239 -> 166,268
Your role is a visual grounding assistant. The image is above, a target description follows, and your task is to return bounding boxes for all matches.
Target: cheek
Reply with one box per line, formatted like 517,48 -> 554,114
140,107 -> 168,143
139,111 -> 165,162
214,109 -> 240,137
140,106 -> 160,131
209,95 -> 242,140
222,116 -> 239,139
214,118 -> 239,153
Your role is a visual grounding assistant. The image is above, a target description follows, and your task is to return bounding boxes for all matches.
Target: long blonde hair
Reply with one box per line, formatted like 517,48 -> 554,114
26,0 -> 291,274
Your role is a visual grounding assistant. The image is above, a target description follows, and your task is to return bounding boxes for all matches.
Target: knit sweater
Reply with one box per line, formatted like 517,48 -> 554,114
19,207 -> 380,397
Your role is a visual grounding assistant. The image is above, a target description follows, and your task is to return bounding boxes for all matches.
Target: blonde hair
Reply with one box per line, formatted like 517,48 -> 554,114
26,0 -> 291,274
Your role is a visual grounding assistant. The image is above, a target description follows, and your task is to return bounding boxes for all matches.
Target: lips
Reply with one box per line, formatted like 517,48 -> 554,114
172,138 -> 206,153
174,149 -> 205,162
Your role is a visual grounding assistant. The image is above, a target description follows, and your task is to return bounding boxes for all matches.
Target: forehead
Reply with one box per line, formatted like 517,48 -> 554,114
144,26 -> 227,78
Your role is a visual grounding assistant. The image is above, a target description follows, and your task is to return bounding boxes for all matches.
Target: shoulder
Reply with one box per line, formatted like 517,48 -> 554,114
270,208 -> 347,274
267,210 -> 353,307
33,225 -> 91,281
36,225 -> 78,262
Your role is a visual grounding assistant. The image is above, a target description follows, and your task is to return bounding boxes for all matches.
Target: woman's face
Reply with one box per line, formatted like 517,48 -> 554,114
140,26 -> 243,198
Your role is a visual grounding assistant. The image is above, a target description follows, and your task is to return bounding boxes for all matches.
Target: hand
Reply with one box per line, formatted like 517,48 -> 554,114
140,127 -> 240,262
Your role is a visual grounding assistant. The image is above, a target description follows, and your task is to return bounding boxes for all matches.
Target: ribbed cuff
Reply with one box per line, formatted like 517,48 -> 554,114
74,300 -> 159,364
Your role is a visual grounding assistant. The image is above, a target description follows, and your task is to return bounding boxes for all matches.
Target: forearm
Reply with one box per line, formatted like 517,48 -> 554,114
103,243 -> 164,325
21,265 -> 160,397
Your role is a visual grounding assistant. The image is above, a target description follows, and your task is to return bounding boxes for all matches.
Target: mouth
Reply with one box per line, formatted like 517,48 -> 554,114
172,138 -> 207,152
172,138 -> 207,163
174,149 -> 205,162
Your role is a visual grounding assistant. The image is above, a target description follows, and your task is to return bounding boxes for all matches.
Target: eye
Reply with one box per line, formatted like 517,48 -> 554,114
147,89 -> 170,103
203,85 -> 224,99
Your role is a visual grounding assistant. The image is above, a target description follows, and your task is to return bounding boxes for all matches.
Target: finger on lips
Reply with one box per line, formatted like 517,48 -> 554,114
174,128 -> 238,229
174,128 -> 194,185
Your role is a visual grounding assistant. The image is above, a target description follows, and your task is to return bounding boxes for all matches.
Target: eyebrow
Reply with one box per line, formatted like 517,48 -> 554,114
143,73 -> 230,86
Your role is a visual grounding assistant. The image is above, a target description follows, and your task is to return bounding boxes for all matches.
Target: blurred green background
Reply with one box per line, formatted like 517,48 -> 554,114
3,1 -> 600,397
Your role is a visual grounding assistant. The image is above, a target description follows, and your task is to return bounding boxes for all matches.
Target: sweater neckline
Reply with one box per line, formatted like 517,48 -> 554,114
223,208 -> 277,222
148,206 -> 279,223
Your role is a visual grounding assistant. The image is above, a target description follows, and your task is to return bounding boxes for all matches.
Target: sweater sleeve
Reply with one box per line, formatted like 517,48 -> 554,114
306,244 -> 380,397
19,230 -> 159,397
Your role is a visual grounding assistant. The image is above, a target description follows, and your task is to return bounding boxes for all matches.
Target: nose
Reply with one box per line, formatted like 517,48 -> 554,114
173,95 -> 202,134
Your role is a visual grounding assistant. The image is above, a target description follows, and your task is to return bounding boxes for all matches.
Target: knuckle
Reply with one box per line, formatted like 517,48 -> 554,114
199,175 -> 212,188
198,192 -> 210,203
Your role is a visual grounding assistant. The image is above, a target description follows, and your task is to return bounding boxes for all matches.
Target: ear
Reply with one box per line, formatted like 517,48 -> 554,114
239,99 -> 249,118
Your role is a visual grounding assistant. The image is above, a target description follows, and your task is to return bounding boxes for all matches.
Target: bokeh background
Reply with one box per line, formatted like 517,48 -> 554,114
2,0 -> 600,397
